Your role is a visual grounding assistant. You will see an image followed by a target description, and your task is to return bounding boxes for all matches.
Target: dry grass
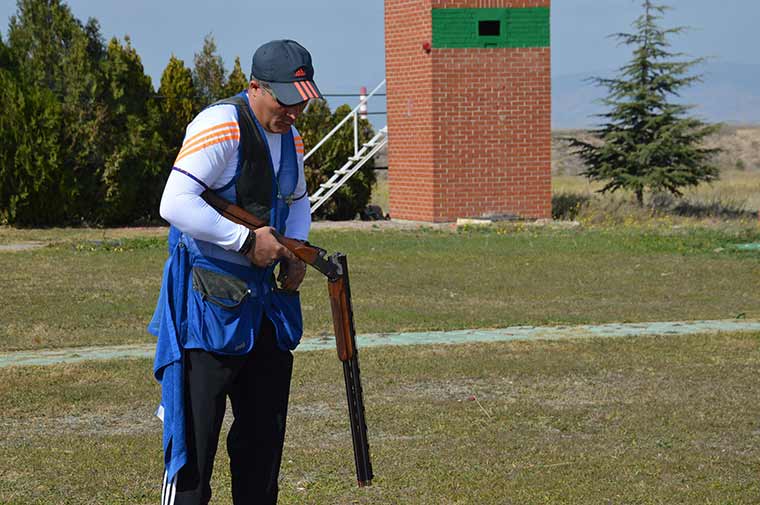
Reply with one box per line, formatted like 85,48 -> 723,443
552,124 -> 760,176
553,170 -> 760,212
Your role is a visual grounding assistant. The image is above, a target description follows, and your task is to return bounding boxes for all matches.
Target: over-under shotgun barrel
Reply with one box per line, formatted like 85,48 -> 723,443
328,254 -> 373,486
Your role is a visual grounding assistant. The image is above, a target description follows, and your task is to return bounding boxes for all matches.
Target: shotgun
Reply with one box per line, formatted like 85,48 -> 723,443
201,190 -> 373,487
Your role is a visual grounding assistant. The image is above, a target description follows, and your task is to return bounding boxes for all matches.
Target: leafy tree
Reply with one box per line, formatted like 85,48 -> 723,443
222,56 -> 249,98
296,102 -> 376,220
568,0 -> 720,206
193,33 -> 226,107
158,55 -> 199,161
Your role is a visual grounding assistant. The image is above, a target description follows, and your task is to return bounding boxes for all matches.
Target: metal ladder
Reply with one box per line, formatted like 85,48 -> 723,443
307,80 -> 387,214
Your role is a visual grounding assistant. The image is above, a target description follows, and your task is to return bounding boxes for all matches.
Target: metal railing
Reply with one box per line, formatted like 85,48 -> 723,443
304,79 -> 386,163
309,126 -> 388,214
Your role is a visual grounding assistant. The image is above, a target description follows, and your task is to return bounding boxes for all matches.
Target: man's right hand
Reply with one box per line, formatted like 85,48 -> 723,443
246,226 -> 296,268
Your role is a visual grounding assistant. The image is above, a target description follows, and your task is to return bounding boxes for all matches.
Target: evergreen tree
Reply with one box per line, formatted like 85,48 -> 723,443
222,56 -> 249,98
296,102 -> 376,220
98,36 -> 164,224
2,1 -> 166,225
4,0 -> 104,224
0,47 -> 64,225
0,32 -> 10,68
101,36 -> 152,120
296,99 -> 333,201
158,55 -> 199,161
569,0 -> 720,205
193,33 -> 226,107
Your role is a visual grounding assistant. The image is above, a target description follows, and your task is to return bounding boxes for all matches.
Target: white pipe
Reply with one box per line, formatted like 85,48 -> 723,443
353,113 -> 359,157
359,86 -> 368,120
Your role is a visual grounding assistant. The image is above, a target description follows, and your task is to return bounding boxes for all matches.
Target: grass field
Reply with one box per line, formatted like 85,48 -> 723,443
2,167 -> 760,503
2,332 -> 759,504
1,224 -> 759,352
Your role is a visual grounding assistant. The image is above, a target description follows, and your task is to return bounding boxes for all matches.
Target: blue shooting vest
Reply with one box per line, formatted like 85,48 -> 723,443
149,91 -> 302,482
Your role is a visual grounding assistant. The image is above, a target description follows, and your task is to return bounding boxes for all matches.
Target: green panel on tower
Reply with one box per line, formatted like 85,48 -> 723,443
432,7 -> 550,48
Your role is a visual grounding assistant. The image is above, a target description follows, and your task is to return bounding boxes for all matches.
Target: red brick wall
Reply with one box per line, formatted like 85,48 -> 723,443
385,0 -> 552,222
385,0 -> 435,220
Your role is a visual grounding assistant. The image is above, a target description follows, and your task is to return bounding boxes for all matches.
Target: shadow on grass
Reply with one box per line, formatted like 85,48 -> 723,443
668,198 -> 758,220
648,192 -> 758,219
553,189 -> 759,223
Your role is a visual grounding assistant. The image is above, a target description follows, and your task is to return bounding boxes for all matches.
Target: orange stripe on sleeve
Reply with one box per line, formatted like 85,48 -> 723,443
183,122 -> 239,147
177,127 -> 239,159
175,133 -> 241,164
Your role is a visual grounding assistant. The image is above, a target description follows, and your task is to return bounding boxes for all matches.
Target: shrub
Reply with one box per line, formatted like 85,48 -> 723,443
296,102 -> 376,220
552,192 -> 590,220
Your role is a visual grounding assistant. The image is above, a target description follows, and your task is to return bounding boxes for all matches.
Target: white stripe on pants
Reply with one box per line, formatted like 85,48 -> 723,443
162,470 -> 177,505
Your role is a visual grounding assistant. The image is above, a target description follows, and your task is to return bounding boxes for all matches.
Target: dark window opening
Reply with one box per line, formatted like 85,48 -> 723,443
478,20 -> 500,37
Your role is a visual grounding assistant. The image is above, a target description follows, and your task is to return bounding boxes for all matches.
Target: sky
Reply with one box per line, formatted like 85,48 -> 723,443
1,0 -> 758,123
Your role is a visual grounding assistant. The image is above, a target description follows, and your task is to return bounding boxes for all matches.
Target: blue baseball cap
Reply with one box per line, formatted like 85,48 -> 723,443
251,39 -> 324,106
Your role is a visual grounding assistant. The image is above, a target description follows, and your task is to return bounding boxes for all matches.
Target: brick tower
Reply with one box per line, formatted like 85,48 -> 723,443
385,1 -> 551,222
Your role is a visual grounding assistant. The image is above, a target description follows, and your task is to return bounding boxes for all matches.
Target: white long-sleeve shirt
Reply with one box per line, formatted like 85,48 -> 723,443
159,103 -> 311,250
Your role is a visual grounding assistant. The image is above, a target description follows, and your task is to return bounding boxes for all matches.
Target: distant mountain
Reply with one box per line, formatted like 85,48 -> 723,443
552,62 -> 760,129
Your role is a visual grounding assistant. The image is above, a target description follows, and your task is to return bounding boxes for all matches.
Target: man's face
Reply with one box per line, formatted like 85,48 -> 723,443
249,80 -> 308,134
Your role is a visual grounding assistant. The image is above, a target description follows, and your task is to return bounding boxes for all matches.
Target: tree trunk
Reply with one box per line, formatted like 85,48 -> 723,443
635,188 -> 644,207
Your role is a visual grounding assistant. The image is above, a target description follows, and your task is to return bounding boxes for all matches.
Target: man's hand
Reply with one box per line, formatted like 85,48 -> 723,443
277,257 -> 307,291
245,226 -> 295,268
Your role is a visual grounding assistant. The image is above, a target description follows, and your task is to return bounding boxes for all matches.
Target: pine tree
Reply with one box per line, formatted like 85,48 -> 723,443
158,55 -> 199,160
569,0 -> 720,206
222,56 -> 249,98
4,0 -> 104,224
0,32 -> 10,68
3,1 -> 166,225
98,36 -> 164,224
295,99 -> 334,202
296,102 -> 376,220
0,49 -> 63,225
193,33 -> 226,107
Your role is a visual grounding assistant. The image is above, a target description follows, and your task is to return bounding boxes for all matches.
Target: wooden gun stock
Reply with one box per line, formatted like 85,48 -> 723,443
201,190 -> 338,279
201,190 -> 373,486
328,274 -> 355,362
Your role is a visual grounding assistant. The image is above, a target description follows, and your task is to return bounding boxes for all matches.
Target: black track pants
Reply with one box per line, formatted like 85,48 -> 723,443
172,318 -> 293,505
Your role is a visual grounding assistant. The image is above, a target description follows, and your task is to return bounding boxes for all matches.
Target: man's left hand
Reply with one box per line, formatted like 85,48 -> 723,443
277,258 -> 307,291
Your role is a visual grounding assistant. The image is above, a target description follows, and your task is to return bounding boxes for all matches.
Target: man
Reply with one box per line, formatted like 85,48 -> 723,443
149,39 -> 323,505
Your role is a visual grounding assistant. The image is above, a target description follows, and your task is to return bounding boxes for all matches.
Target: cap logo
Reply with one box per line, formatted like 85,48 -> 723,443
294,67 -> 306,78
